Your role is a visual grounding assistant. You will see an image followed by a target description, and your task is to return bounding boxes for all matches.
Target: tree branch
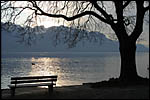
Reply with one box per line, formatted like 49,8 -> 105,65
123,1 -> 131,9
38,10 -> 110,24
130,1 -> 145,42
114,1 -> 124,24
90,1 -> 114,24
29,1 -> 111,24
111,1 -> 129,41
144,5 -> 149,12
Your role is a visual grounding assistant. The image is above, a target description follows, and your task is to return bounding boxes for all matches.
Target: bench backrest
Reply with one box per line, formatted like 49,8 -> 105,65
11,75 -> 57,85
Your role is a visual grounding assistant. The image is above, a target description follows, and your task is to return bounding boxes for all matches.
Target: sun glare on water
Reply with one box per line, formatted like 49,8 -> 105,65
29,57 -> 67,88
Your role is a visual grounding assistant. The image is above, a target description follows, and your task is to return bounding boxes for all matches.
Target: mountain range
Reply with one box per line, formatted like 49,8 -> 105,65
1,23 -> 149,52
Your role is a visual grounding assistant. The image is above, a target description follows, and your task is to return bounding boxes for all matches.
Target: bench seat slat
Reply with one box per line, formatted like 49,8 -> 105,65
8,83 -> 56,88
11,79 -> 57,84
11,75 -> 57,80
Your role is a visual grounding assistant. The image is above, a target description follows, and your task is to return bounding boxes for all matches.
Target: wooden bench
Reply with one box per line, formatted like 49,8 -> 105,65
8,75 -> 57,97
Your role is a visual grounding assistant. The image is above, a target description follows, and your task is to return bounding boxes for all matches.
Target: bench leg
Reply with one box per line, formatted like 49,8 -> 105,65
48,85 -> 53,95
10,88 -> 15,97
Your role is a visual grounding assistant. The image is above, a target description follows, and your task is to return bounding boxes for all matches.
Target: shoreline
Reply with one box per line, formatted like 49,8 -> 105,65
1,84 -> 149,99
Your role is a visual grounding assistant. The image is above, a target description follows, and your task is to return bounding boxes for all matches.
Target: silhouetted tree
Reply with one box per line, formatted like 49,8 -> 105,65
1,1 -> 149,82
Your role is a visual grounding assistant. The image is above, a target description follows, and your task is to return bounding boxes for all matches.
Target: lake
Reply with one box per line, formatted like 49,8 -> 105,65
1,52 -> 149,89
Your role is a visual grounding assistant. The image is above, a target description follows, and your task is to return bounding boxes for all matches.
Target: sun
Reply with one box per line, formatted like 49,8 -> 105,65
38,17 -> 64,28
40,19 -> 59,28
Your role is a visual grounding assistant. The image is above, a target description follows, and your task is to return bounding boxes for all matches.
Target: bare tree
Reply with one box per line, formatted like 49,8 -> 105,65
1,1 -> 149,82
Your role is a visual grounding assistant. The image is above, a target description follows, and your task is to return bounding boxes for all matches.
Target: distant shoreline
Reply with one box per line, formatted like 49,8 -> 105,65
1,51 -> 149,53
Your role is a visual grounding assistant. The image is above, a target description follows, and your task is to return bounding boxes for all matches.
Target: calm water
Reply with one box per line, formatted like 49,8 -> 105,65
1,52 -> 149,89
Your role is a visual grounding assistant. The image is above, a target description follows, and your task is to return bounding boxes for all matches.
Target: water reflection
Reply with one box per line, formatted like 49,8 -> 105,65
1,52 -> 149,89
29,57 -> 108,87
30,57 -> 56,76
29,57 -> 70,86
29,54 -> 149,88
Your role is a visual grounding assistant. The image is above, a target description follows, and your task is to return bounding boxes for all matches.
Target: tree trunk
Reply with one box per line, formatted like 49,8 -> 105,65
119,40 -> 139,82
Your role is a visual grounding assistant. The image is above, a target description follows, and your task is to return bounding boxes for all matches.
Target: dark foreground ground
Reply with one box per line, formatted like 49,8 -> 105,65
1,84 -> 149,99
